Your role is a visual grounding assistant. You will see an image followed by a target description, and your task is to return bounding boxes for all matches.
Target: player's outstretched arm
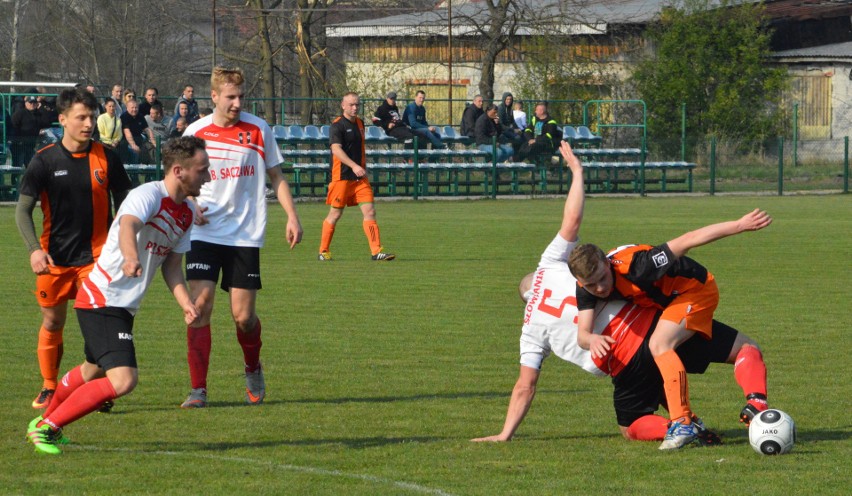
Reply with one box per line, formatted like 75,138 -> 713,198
162,252 -> 199,325
558,141 -> 585,242
268,166 -> 304,249
666,208 -> 772,258
471,366 -> 540,442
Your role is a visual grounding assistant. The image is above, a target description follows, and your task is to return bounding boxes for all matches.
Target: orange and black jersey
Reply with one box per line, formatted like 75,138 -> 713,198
329,115 -> 365,182
576,243 -> 711,311
19,141 -> 132,267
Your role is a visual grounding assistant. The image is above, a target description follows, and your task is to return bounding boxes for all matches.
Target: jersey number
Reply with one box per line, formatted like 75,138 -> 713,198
537,289 -> 578,324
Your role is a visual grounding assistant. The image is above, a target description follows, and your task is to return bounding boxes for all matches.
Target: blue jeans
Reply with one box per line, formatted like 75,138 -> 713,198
412,128 -> 445,149
479,143 -> 513,163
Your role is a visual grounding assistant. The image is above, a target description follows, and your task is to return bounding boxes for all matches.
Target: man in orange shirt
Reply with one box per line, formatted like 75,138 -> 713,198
318,92 -> 394,262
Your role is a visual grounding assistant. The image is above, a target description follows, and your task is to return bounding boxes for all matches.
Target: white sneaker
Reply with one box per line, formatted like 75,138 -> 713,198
659,419 -> 699,450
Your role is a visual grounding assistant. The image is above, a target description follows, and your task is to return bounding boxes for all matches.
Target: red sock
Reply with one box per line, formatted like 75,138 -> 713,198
734,344 -> 768,409
37,326 -> 64,389
44,365 -> 86,417
187,325 -> 211,389
626,415 -> 669,441
237,319 -> 262,373
41,377 -> 116,430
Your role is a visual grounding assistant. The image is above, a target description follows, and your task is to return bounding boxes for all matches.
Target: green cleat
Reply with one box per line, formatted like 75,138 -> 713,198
26,421 -> 62,455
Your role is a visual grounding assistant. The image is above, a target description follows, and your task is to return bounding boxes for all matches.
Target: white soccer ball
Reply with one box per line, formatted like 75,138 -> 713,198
748,409 -> 796,455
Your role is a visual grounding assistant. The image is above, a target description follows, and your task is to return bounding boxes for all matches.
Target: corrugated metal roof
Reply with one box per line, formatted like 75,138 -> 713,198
772,40 -> 852,59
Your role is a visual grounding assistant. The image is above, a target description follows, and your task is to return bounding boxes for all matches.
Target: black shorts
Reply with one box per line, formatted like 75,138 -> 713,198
77,307 -> 137,371
612,318 -> 739,427
185,240 -> 262,292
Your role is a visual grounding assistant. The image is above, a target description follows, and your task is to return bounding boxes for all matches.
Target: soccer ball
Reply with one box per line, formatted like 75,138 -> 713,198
748,409 -> 796,455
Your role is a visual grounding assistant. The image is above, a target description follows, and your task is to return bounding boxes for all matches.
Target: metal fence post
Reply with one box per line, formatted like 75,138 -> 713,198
792,103 -> 798,167
845,136 -> 849,194
413,136 -> 420,200
710,136 -> 716,196
491,135 -> 497,199
777,136 -> 784,196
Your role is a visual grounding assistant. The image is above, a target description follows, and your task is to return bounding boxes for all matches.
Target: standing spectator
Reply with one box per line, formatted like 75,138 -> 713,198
402,90 -> 445,149
106,84 -> 123,114
474,104 -> 514,163
460,94 -> 484,139
515,102 -> 561,163
16,88 -> 131,411
513,101 -> 527,130
145,102 -> 169,144
179,67 -> 302,409
497,92 -> 523,146
138,87 -> 160,118
372,91 -> 417,145
97,99 -> 123,150
168,101 -> 190,136
318,92 -> 395,263
11,96 -> 49,168
24,136 -> 209,455
174,85 -> 200,124
120,100 -> 154,164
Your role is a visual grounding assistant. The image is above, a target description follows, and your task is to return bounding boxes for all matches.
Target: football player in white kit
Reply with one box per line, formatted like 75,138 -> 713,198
472,141 -> 769,445
26,136 -> 211,455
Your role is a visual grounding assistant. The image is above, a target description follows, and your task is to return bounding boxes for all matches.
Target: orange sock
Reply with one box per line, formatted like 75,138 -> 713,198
363,220 -> 382,255
626,414 -> 669,441
654,349 -> 692,422
37,326 -> 64,390
320,220 -> 335,253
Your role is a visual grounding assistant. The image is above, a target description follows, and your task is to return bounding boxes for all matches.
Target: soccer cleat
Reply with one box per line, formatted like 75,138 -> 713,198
98,400 -> 115,413
740,393 -> 768,426
26,420 -> 62,455
318,251 -> 333,261
371,248 -> 395,261
245,364 -> 266,405
691,416 -> 722,446
180,388 -> 208,409
659,418 -> 699,450
32,388 -> 54,409
27,416 -> 70,446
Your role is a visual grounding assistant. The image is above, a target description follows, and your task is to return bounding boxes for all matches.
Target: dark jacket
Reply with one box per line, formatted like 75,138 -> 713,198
524,113 -> 561,150
461,104 -> 484,138
497,92 -> 518,131
11,107 -> 49,138
474,113 -> 502,146
373,100 -> 407,132
402,102 -> 429,130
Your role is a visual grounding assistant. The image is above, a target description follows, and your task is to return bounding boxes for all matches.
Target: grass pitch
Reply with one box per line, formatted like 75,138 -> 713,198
0,194 -> 850,495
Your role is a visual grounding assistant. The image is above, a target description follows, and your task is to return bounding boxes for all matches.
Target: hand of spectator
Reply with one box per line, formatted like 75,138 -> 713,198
30,249 -> 53,275
589,333 -> 615,360
736,209 -> 772,233
429,126 -> 436,133
528,139 -> 535,145
388,122 -> 395,129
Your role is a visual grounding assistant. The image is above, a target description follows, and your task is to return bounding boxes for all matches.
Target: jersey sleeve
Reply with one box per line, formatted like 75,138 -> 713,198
261,123 -> 284,170
329,121 -> 344,147
575,286 -> 598,311
624,243 -> 677,282
538,234 -> 577,269
17,154 -> 47,198
106,150 -> 132,193
115,184 -> 158,225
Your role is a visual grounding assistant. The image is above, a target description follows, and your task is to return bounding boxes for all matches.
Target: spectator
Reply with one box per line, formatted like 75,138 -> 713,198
460,94 -> 484,139
85,84 -> 104,114
168,101 -> 190,136
497,92 -> 523,146
97,99 -> 123,150
105,84 -> 122,114
138,87 -> 160,118
515,102 -> 561,163
372,91 -> 417,146
121,89 -> 137,113
173,85 -> 200,124
11,96 -> 50,168
120,99 -> 154,163
145,102 -> 169,143
198,107 -> 213,119
474,104 -> 513,163
513,101 -> 527,130
168,117 -> 187,139
402,90 -> 445,149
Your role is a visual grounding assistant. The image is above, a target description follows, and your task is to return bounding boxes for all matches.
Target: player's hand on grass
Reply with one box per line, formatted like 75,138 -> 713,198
737,209 -> 772,233
589,334 -> 615,359
30,249 -> 54,275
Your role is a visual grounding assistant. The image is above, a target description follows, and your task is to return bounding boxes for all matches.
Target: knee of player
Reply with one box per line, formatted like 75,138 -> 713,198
233,314 -> 258,333
108,369 -> 138,396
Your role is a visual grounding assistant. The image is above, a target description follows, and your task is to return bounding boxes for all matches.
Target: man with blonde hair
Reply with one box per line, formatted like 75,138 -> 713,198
179,67 -> 302,409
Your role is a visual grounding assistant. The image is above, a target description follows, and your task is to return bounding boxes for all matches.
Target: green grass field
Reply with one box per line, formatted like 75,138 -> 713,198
1,194 -> 850,495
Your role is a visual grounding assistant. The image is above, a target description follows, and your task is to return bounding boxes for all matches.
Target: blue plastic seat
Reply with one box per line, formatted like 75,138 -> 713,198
304,125 -> 321,141
365,126 -> 384,141
287,125 -> 304,141
320,125 -> 330,139
272,125 -> 288,141
562,126 -> 579,143
576,126 -> 603,145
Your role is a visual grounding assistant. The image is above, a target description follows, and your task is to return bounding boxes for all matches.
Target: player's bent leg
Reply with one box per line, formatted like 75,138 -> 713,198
34,304 -> 69,408
624,415 -> 668,441
105,366 -> 139,398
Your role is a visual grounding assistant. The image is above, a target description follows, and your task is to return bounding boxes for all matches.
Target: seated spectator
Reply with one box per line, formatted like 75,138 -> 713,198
402,90 -> 445,149
10,95 -> 50,168
120,99 -> 154,163
173,85 -> 200,123
167,101 -> 190,136
515,102 -> 561,163
138,86 -> 160,117
474,104 -> 513,163
198,107 -> 213,119
145,102 -> 169,143
513,101 -> 527,130
460,95 -> 484,139
373,91 -> 418,146
97,99 -> 123,150
497,92 -> 523,147
121,88 -> 137,113
106,84 -> 123,114
168,117 -> 187,139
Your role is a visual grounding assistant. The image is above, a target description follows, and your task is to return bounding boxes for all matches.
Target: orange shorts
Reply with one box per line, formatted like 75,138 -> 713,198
326,178 -> 374,208
35,263 -> 94,307
659,275 -> 719,339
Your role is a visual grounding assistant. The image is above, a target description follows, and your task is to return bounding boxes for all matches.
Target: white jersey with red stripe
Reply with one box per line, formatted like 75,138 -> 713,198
183,112 -> 283,247
75,181 -> 193,315
520,234 -> 655,377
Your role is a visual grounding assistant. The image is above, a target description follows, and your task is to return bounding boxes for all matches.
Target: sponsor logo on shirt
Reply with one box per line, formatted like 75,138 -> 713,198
652,251 -> 669,268
203,131 -> 219,138
94,169 -> 105,185
144,241 -> 173,257
54,170 -> 68,177
186,263 -> 211,271
118,332 -> 133,341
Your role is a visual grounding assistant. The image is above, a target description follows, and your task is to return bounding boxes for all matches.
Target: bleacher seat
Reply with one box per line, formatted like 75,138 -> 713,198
304,125 -> 322,142
576,126 -> 603,146
562,126 -> 580,143
365,126 -> 385,142
320,125 -> 330,139
287,125 -> 304,141
272,125 -> 288,141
